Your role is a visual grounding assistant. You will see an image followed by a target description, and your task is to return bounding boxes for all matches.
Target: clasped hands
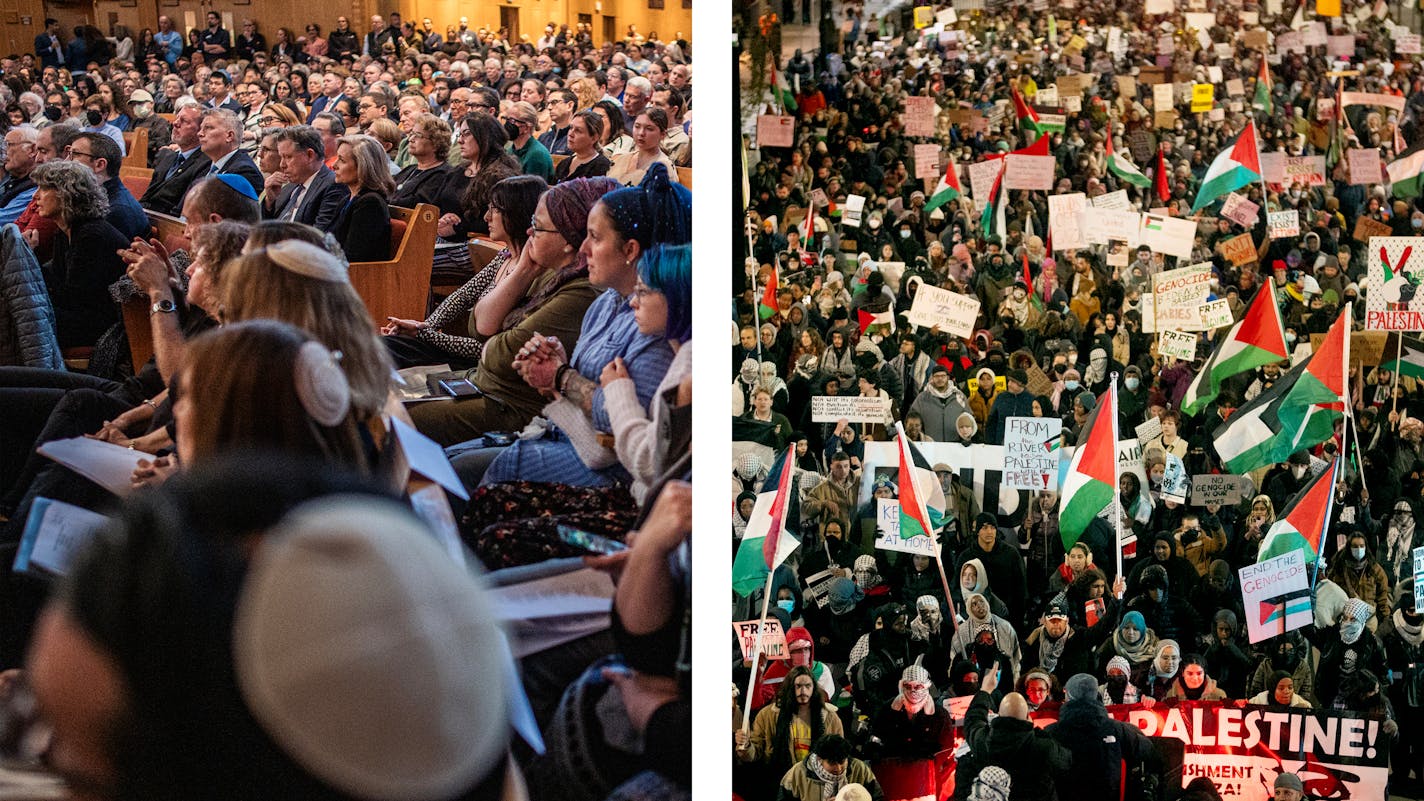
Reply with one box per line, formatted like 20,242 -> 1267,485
513,332 -> 567,395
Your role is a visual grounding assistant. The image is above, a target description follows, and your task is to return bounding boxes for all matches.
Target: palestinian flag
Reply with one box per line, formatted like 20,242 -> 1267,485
1380,333 -> 1424,379
1253,58 -> 1273,116
858,308 -> 895,335
1011,84 -> 1047,137
1192,121 -> 1263,212
799,200 -> 816,247
1212,307 -> 1350,473
980,161 -> 1007,240
1156,147 -> 1172,203
924,159 -> 964,214
1258,456 -> 1338,567
1386,144 -> 1424,200
758,263 -> 779,320
894,424 -> 947,539
1106,127 -> 1151,188
1060,386 -> 1119,551
1181,283 -> 1288,415
1023,251 -> 1043,312
731,448 -> 801,597
770,60 -> 797,113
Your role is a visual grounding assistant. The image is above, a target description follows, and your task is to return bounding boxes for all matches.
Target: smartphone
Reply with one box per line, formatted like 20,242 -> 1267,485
439,378 -> 481,397
556,524 -> 627,555
483,431 -> 516,447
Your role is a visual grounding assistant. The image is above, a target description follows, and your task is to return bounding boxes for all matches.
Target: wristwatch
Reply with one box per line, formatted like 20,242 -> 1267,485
151,298 -> 177,315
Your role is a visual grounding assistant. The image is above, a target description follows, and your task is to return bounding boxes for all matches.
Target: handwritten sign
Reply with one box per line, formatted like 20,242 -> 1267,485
1153,263 -> 1214,331
914,143 -> 941,180
1348,148 -> 1382,184
1267,210 -> 1300,239
1002,417 -> 1063,490
907,284 -> 981,337
1354,216 -> 1392,243
1048,193 -> 1088,251
904,96 -> 937,137
1219,233 -> 1258,267
1152,82 -> 1176,112
1414,545 -> 1424,612
1003,154 -> 1057,190
1139,213 -> 1198,259
875,498 -> 939,556
733,618 -> 788,660
1282,155 -> 1327,186
811,395 -> 893,424
1191,83 -> 1215,113
1226,78 -> 1245,97
968,159 -> 1003,203
756,114 -> 795,148
1200,298 -> 1234,329
1240,551 -> 1312,644
1398,34 -> 1422,55
1221,192 -> 1259,227
1191,474 -> 1249,506
1159,328 -> 1199,360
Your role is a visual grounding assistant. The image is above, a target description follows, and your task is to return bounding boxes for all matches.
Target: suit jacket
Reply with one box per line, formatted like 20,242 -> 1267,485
140,148 -> 210,216
266,165 -> 346,231
306,93 -> 345,123
329,189 -> 392,262
209,148 -> 264,200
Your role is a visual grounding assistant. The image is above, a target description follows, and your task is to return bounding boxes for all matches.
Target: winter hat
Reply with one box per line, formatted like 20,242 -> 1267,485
974,512 -> 997,529
1044,599 -> 1070,620
1106,655 -> 1132,677
930,363 -> 950,375
1274,773 -> 1304,794
1006,368 -> 1028,387
1141,564 -> 1169,591
233,497 -> 510,801
969,766 -> 1012,801
836,785 -> 874,801
1065,673 -> 1101,701
1076,392 -> 1097,412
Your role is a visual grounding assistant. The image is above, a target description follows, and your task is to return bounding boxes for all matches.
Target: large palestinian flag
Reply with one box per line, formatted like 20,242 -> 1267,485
1106,127 -> 1151,188
1257,456 -> 1338,566
894,425 -> 947,539
1192,122 -> 1263,212
924,159 -> 964,214
1060,385 -> 1118,551
1181,284 -> 1289,416
731,448 -> 801,597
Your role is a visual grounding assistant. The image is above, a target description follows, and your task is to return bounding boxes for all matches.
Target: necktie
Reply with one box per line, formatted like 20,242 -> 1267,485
285,184 -> 305,221
209,163 -> 219,176
165,153 -> 186,181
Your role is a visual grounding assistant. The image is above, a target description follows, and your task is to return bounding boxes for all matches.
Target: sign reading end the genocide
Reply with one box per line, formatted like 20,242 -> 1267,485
1002,417 -> 1063,490
1239,550 -> 1312,644
811,395 -> 892,424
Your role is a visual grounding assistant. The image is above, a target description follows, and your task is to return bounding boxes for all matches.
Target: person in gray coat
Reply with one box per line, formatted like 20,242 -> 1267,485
910,365 -> 970,442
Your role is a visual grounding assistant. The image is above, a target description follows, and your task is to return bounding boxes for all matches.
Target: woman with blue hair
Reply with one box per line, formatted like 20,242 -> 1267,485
601,243 -> 692,504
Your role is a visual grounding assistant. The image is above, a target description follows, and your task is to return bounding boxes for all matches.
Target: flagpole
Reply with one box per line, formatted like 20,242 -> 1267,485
740,570 -> 779,733
1110,371 -> 1124,597
1391,337 -> 1403,421
894,421 -> 959,632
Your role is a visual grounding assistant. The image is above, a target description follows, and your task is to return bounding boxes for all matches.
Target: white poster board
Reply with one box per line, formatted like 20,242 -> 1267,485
1139,213 -> 1198,259
1003,154 -> 1057,191
907,284 -> 981,337
1159,328 -> 1199,360
1364,237 -> 1424,330
811,395 -> 894,423
1199,298 -> 1234,329
914,143 -> 942,180
968,159 -> 1003,203
1047,192 -> 1088,251
1152,263 -> 1214,331
1002,416 -> 1063,490
875,498 -> 940,556
1268,210 -> 1300,239
1239,551 -> 1313,644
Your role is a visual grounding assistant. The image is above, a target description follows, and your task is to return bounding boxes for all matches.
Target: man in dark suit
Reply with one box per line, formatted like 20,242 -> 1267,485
141,105 -> 209,216
34,19 -> 64,69
305,72 -> 348,123
262,125 -> 345,231
194,107 -> 263,200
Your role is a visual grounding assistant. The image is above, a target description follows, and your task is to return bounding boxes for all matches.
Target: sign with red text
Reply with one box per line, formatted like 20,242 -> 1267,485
733,618 -> 788,660
1365,237 -> 1424,330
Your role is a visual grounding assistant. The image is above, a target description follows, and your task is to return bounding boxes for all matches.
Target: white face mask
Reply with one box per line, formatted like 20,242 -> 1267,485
1292,465 -> 1307,479
1341,615 -> 1366,644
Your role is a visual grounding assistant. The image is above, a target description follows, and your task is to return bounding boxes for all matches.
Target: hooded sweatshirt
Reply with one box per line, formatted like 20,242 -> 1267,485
755,626 -> 838,709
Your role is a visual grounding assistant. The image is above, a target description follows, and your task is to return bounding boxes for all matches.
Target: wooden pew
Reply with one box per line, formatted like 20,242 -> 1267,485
145,209 -> 189,253
122,128 -> 149,169
122,296 -> 154,372
120,166 -> 152,199
676,166 -> 691,187
347,203 -> 437,327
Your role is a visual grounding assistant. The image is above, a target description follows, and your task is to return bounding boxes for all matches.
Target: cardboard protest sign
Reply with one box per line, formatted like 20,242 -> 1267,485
733,618 -> 789,660
904,96 -> 937,137
913,5 -> 934,28
914,143 -> 941,180
1048,193 -> 1088,251
1220,193 -> 1259,227
1030,702 -> 1391,801
756,115 -> 795,148
1002,417 -> 1063,490
1226,78 -> 1245,97
1190,474 -> 1249,506
811,395 -> 893,424
1354,215 -> 1392,243
1328,34 -> 1355,56
1239,551 -> 1312,644
1003,154 -> 1057,190
907,284 -> 981,337
1348,148 -> 1383,184
968,159 -> 1003,203
1116,75 -> 1138,99
1159,329 -> 1198,360
1199,298 -> 1234,329
1139,213 -> 1197,259
1242,29 -> 1271,50
1152,83 -> 1176,113
875,498 -> 939,556
1282,155 -> 1327,186
1218,233 -> 1258,267
1145,0 -> 1172,12
1365,237 -> 1424,331
1308,330 -> 1387,368
12,497 -> 108,576
1190,84 -> 1215,113
1267,210 -> 1300,239
1152,263 -> 1214,331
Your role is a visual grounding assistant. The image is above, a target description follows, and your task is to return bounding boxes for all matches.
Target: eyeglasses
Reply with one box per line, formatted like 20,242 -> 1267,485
631,283 -> 658,299
65,146 -> 94,160
259,115 -> 278,123
528,224 -> 560,237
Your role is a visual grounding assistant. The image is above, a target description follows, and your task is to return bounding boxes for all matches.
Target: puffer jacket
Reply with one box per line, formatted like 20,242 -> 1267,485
0,223 -> 62,368
963,690 -> 1072,801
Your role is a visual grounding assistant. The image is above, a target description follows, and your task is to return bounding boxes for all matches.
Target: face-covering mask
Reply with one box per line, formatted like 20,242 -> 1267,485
1106,674 -> 1128,691
1351,546 -> 1366,560
504,121 -> 522,140
903,684 -> 929,704
1341,615 -> 1366,644
777,599 -> 796,615
900,229 -> 911,239
1126,377 -> 1140,390
854,569 -> 876,589
1292,465 -> 1307,480
1065,380 -> 1080,391
1285,332 -> 1297,344
1273,645 -> 1301,671
1414,218 -> 1423,229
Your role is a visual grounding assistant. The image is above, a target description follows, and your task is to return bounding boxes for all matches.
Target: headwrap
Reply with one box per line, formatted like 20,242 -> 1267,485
1152,640 -> 1181,679
852,555 -> 880,590
900,663 -> 932,708
1340,598 -> 1373,644
1113,611 -> 1157,663
599,162 -> 692,251
826,577 -> 863,615
969,766 -> 1012,801
503,177 -> 618,329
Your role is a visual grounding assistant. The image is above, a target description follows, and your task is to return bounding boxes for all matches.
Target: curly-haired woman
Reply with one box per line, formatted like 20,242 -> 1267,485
31,160 -> 127,348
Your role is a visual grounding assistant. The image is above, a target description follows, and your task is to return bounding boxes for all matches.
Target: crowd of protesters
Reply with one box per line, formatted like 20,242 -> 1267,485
732,1 -> 1424,799
0,11 -> 695,800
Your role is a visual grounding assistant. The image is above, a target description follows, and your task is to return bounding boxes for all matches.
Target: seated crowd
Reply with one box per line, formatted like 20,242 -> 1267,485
0,13 -> 694,801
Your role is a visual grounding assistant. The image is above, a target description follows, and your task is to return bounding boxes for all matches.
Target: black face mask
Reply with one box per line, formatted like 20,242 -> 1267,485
504,121 -> 522,140
1272,646 -> 1301,672
973,640 -> 998,666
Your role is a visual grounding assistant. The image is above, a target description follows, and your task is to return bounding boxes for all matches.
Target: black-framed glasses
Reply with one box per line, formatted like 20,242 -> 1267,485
64,146 -> 94,160
528,224 -> 560,237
